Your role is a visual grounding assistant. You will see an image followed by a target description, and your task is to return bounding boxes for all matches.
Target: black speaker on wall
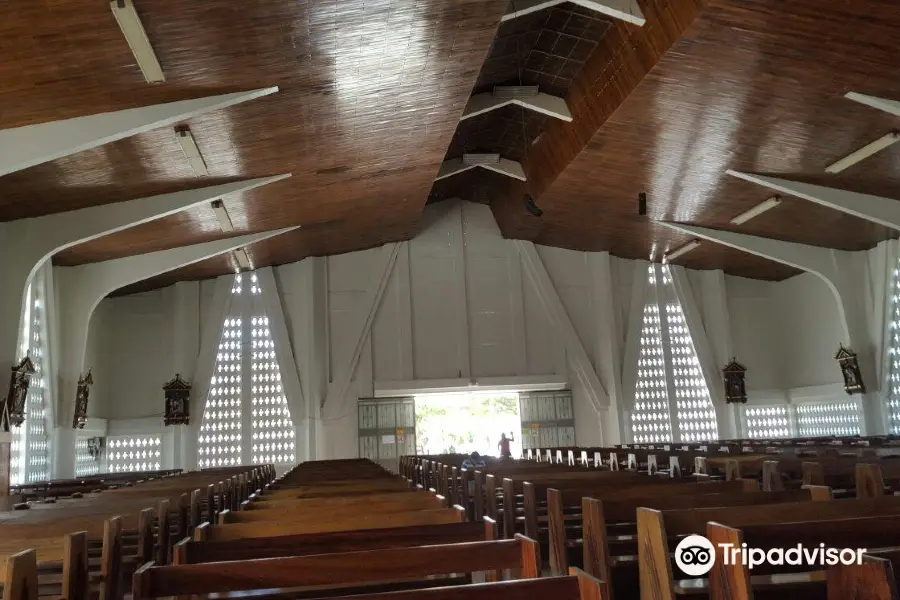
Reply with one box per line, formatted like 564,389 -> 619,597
525,195 -> 543,217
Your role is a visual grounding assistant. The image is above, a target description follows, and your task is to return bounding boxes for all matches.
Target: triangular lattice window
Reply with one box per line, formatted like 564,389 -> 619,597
631,298 -> 670,443
665,301 -> 718,441
11,274 -> 51,485
629,265 -> 718,443
889,260 -> 900,434
198,273 -> 295,468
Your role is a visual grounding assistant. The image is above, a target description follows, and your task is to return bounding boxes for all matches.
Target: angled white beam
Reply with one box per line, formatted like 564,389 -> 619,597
727,170 -> 900,231
0,87 -> 278,177
323,243 -> 403,420
515,240 -> 609,410
658,222 -> 841,283
846,91 -> 900,118
502,0 -> 645,25
462,92 -> 572,122
52,227 -> 300,476
436,157 -> 526,182
668,265 -> 734,438
589,252 -> 626,443
257,266 -> 307,424
0,175 -> 291,386
27,175 -> 290,258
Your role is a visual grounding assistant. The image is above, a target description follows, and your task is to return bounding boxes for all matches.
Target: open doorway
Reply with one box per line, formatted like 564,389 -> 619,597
414,391 -> 521,458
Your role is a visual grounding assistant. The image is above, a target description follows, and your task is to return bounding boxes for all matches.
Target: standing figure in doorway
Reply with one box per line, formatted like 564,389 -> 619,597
498,432 -> 514,459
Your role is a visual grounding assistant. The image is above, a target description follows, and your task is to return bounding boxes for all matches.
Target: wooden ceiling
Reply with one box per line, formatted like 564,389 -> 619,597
490,0 -> 900,279
3,0 -> 900,295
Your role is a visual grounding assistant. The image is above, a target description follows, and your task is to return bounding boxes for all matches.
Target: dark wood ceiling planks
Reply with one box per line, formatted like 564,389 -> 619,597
0,0 -> 508,268
491,0 -> 900,279
4,0 -> 900,293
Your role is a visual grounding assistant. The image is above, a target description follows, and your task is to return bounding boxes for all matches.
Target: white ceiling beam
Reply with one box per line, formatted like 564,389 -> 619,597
25,175 -> 290,259
54,226 -> 300,429
846,91 -> 900,118
658,222 -> 839,284
0,87 -> 278,177
462,92 -> 572,122
436,157 -> 526,182
727,170 -> 900,231
0,175 -> 290,381
502,0 -> 645,25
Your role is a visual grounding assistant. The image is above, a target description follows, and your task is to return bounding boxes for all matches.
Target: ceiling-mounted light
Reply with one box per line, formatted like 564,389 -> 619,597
825,131 -> 900,174
210,200 -> 234,233
525,195 -> 543,217
663,240 -> 700,262
175,128 -> 208,176
730,196 -> 782,225
233,248 -> 251,270
110,0 -> 165,84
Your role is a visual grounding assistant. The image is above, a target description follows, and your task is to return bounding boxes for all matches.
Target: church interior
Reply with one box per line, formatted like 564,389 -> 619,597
2,0 -> 900,598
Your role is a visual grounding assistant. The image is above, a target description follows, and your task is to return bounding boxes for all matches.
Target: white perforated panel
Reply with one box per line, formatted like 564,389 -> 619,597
198,315 -> 244,468
631,271 -> 672,443
890,398 -> 900,436
198,273 -> 297,468
250,314 -> 295,464
26,282 -> 49,482
11,279 -> 51,485
743,406 -> 791,439
75,437 -> 100,477
889,262 -> 900,434
795,402 -> 861,437
666,303 -> 718,442
107,436 -> 162,473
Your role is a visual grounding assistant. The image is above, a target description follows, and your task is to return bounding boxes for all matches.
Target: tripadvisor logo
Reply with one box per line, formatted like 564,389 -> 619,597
674,535 -> 866,576
675,535 -> 716,576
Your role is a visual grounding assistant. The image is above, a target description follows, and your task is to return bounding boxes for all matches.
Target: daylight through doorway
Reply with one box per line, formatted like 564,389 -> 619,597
414,391 -> 521,458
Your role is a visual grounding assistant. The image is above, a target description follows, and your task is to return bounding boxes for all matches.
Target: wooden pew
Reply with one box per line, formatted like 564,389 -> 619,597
636,495 -> 900,600
199,506 -> 467,541
547,487 -> 828,578
221,491 -> 448,523
133,537 -> 543,600
708,514 -> 900,599
519,478 -> 753,540
249,570 -> 608,600
175,521 -> 495,564
497,470 -> 677,537
0,464 -> 268,600
827,550 -> 900,600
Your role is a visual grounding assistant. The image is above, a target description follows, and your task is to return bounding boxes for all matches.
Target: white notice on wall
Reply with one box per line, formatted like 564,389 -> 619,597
382,435 -> 396,444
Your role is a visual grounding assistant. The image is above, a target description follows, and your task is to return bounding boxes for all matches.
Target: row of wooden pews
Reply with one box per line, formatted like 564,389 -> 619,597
402,439 -> 900,600
0,464 -> 273,600
130,458 -> 607,600
9,469 -> 183,503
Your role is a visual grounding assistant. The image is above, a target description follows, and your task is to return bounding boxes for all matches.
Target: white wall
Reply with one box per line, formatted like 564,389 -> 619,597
726,272 -> 846,396
90,290 -> 171,420
772,273 -> 846,390
725,275 -> 785,392
83,199 -> 891,466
